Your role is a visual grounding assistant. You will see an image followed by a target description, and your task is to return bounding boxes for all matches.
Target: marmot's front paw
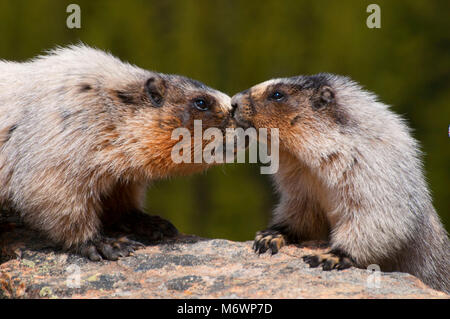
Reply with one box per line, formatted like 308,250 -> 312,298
302,249 -> 354,270
113,210 -> 179,241
127,213 -> 179,240
253,229 -> 286,255
79,236 -> 144,261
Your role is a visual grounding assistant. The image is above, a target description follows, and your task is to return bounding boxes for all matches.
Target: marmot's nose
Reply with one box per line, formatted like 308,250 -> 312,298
231,93 -> 244,111
230,94 -> 242,118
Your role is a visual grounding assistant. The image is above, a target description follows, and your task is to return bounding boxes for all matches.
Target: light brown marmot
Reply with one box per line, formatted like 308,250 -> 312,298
0,45 -> 233,261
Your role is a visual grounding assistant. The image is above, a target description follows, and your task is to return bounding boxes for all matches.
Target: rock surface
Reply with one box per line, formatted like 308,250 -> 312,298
0,219 -> 448,299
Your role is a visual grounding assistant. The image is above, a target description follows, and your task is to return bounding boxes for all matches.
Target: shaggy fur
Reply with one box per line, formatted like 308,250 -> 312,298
232,73 -> 449,293
0,44 -> 233,260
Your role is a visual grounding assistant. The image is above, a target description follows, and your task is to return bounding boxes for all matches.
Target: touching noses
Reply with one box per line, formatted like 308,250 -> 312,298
230,93 -> 244,118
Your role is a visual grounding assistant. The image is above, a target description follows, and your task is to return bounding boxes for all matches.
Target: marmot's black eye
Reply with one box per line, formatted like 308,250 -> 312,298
150,93 -> 162,105
193,98 -> 209,111
269,91 -> 285,101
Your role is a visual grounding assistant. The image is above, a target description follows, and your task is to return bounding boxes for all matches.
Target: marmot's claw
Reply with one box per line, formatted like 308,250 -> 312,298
79,236 -> 144,261
302,249 -> 354,271
253,229 -> 286,255
302,255 -> 321,267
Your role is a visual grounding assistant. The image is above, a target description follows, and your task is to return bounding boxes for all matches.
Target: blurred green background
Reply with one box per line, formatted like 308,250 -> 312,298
0,0 -> 448,239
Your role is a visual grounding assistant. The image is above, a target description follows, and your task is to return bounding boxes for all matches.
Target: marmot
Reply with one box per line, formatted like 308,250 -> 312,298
231,73 -> 449,293
0,45 -> 233,261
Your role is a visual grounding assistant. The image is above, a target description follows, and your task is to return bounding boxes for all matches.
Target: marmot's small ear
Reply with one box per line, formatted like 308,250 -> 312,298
313,86 -> 335,109
145,76 -> 166,107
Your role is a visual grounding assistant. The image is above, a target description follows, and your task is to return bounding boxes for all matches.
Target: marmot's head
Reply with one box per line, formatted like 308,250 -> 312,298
231,73 -> 363,165
88,70 -> 234,178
